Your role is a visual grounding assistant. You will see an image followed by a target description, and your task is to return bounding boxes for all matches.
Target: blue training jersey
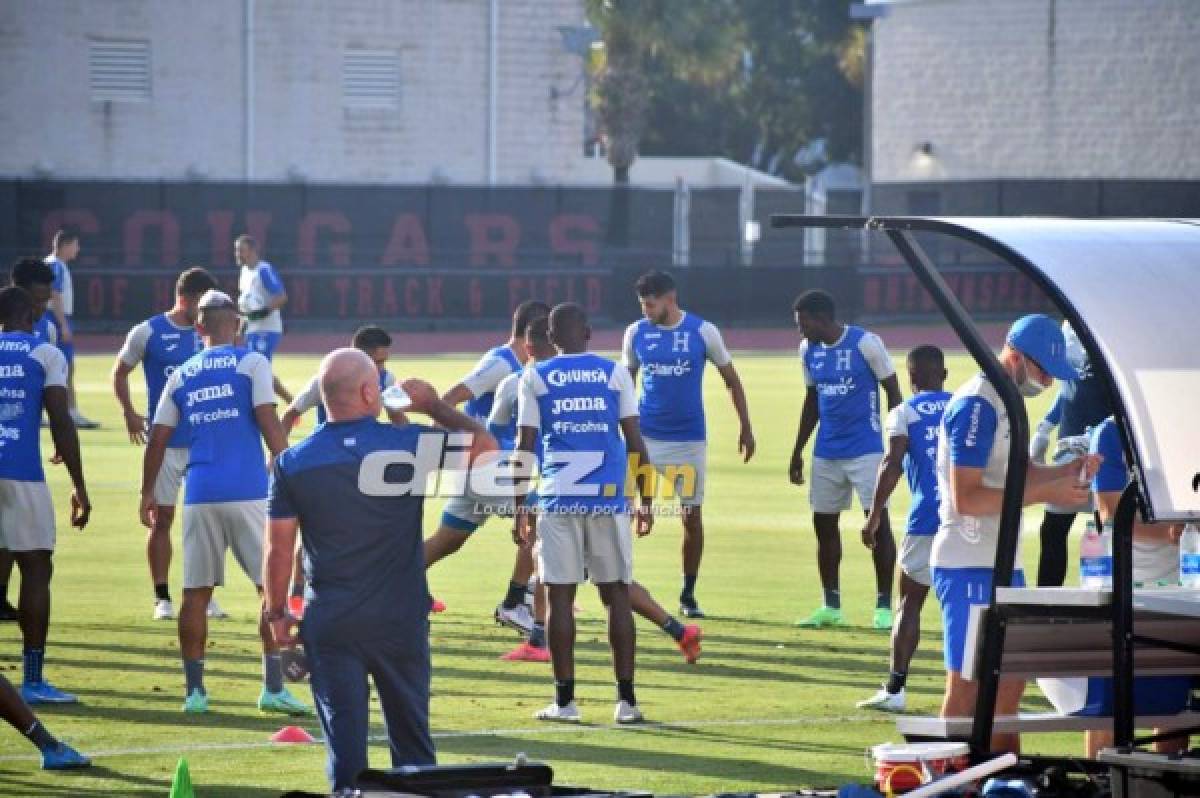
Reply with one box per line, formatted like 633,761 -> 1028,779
1056,350 -> 1112,438
462,345 -> 522,423
119,314 -> 203,448
623,312 -> 731,442
33,312 -> 57,347
154,345 -> 276,504
886,390 -> 951,536
269,417 -> 443,642
1090,417 -> 1128,494
801,325 -> 894,459
0,332 -> 67,482
517,352 -> 638,513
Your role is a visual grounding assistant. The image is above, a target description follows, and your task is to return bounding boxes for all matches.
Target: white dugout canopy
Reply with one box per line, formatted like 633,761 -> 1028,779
773,216 -> 1200,522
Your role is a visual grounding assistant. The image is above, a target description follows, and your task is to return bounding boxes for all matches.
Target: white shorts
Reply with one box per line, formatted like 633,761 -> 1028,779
537,512 -> 633,585
810,453 -> 883,515
644,438 -> 707,507
0,479 -> 55,552
153,447 -> 189,508
900,534 -> 934,587
1133,540 -> 1179,585
182,500 -> 266,589
442,490 -> 516,531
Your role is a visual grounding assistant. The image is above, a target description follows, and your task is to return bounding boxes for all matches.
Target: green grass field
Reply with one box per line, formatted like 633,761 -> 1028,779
0,350 -> 1082,796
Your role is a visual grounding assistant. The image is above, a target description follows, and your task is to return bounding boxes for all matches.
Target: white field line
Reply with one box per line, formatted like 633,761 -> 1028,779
0,714 -> 876,763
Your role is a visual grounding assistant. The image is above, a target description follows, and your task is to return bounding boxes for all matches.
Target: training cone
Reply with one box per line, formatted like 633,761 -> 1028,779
270,725 -> 316,744
169,757 -> 195,798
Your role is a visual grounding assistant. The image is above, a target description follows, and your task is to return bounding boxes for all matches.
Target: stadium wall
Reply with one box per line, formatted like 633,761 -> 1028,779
870,0 -> 1200,183
0,179 -> 1075,333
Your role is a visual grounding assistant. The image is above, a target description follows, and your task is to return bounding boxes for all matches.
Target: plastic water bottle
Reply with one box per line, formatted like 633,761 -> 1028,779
1079,521 -> 1113,589
1180,523 -> 1200,588
381,384 -> 411,411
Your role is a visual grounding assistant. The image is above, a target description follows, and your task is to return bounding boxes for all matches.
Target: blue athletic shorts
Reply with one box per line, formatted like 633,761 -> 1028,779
245,331 -> 282,360
932,566 -> 1026,673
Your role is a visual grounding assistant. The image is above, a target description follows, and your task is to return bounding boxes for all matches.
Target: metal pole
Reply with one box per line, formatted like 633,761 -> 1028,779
244,0 -> 255,180
486,0 -> 498,185
887,228 -> 1029,756
1111,481 -> 1139,748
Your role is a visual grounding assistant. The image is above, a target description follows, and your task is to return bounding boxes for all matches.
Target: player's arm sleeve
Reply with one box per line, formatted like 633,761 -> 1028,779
1090,421 -> 1129,493
51,261 -> 64,293
884,405 -> 911,443
117,321 -> 152,367
611,365 -> 638,419
152,371 -> 182,428
382,370 -> 396,389
241,353 -> 277,406
290,376 -> 321,414
621,323 -> 640,370
516,370 -> 542,429
487,376 -> 517,427
797,340 -> 815,386
259,265 -> 286,296
944,396 -> 998,468
859,332 -> 896,381
461,355 -> 513,399
267,459 -> 297,520
699,322 -> 733,367
32,344 -> 68,388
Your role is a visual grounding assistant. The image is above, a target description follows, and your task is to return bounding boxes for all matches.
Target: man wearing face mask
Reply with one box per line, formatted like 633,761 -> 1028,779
1027,323 -> 1112,586
931,314 -> 1101,754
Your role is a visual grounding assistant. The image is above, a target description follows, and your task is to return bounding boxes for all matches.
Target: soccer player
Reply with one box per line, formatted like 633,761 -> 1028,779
789,290 -> 903,629
515,302 -> 655,724
140,290 -> 309,716
281,325 -> 406,433
932,314 -> 1097,754
0,258 -> 62,621
1082,415 -> 1190,757
44,230 -> 97,428
857,346 -> 950,712
0,671 -> 89,770
429,300 -> 550,625
491,317 -> 701,665
263,350 -> 496,792
1028,322 -> 1111,586
623,270 -> 755,618
0,286 -> 91,704
113,267 -> 221,621
235,234 -> 292,403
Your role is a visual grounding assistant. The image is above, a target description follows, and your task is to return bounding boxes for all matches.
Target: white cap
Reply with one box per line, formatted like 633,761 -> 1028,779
197,289 -> 235,309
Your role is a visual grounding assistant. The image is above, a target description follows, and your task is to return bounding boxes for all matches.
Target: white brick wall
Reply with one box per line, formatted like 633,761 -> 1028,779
871,0 -> 1200,181
0,0 -> 587,182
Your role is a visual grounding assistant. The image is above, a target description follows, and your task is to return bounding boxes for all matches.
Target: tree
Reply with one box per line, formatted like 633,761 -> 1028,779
589,1 -> 865,182
587,0 -> 743,183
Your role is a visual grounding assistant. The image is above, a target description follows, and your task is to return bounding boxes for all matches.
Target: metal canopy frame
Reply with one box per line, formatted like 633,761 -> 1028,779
770,213 -> 1200,757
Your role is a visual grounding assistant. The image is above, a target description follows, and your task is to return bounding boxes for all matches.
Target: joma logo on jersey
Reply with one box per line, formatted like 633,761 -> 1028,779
185,383 -> 234,408
916,399 -> 948,415
644,360 -> 692,378
551,396 -> 608,414
0,364 -> 26,379
0,341 -> 31,353
546,368 -> 607,388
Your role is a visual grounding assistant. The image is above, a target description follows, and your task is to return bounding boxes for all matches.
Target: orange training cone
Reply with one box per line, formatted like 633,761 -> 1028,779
270,725 -> 316,744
